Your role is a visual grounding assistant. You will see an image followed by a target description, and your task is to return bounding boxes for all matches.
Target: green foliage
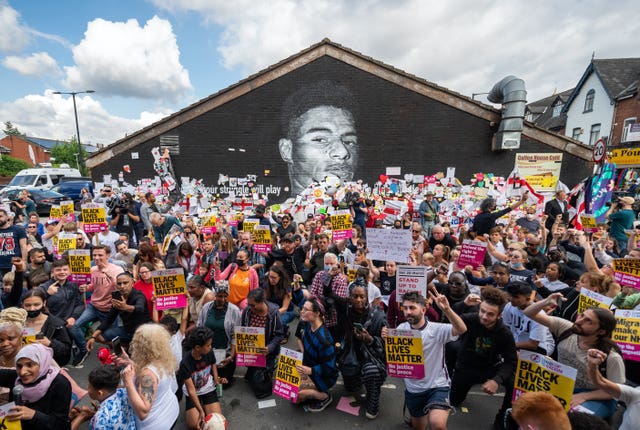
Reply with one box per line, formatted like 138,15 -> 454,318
50,137 -> 89,175
0,155 -> 30,176
2,121 -> 25,136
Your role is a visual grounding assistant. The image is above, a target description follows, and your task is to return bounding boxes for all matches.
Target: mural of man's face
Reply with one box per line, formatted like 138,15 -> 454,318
279,105 -> 358,196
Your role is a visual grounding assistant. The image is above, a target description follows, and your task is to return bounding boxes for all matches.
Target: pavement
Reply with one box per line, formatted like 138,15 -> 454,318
66,328 -> 505,430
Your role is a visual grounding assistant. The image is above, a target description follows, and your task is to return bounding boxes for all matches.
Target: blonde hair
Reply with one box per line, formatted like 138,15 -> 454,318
130,323 -> 177,378
0,307 -> 27,333
2,272 -> 14,284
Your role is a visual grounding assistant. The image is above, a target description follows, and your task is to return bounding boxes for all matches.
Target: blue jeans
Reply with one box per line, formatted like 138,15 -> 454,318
574,388 -> 618,419
70,303 -> 110,354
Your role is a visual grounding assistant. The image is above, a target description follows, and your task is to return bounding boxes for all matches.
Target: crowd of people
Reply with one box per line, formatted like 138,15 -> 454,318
0,183 -> 638,430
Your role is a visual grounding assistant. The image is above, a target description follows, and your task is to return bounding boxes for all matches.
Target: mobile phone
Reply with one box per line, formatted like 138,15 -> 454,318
353,323 -> 364,332
112,336 -> 123,355
111,291 -> 122,300
338,255 -> 345,263
35,333 -> 44,340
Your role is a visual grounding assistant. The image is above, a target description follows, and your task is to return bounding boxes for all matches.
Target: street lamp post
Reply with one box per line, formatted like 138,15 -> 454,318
52,90 -> 95,172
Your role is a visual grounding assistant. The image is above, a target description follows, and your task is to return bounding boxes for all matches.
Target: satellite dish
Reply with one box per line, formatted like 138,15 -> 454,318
28,145 -> 36,166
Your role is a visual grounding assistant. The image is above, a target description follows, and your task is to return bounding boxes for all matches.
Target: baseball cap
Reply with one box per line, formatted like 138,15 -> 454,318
281,234 -> 295,243
255,204 -> 266,213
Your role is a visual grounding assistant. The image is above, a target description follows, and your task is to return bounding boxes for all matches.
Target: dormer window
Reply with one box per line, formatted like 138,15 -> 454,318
552,103 -> 563,117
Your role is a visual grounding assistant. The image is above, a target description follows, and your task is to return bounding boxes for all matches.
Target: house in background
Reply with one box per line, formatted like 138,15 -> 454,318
0,134 -> 52,165
563,58 -> 640,147
525,88 -> 574,135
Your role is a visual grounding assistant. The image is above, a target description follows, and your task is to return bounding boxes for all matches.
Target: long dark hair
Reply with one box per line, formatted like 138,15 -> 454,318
591,307 -> 621,354
265,265 -> 291,302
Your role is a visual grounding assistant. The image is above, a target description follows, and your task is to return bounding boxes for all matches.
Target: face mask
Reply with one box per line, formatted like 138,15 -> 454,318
26,308 -> 43,318
511,262 -> 523,270
526,214 -> 535,220
324,265 -> 333,273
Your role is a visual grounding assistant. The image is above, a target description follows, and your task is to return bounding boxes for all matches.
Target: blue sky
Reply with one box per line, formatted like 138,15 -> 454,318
1,0 -> 639,146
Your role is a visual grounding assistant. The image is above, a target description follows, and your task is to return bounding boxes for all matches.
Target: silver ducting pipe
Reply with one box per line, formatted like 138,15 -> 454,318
487,75 -> 527,150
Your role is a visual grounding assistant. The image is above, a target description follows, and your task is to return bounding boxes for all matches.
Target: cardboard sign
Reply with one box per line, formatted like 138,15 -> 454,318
579,214 -> 598,233
235,326 -> 266,367
81,203 -> 108,233
513,350 -> 577,411
613,259 -> 640,290
577,288 -> 613,314
385,329 -> 424,379
273,347 -> 303,402
330,210 -> 353,241
68,249 -> 92,284
56,233 -> 76,255
49,205 -> 62,221
365,228 -> 412,263
201,214 -> 217,235
151,268 -> 187,310
457,240 -> 488,268
60,200 -> 74,215
396,265 -> 428,302
253,224 -> 272,252
613,309 -> 640,362
243,218 -> 259,233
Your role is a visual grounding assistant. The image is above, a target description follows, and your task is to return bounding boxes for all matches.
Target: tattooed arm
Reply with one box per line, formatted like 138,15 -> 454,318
121,364 -> 158,421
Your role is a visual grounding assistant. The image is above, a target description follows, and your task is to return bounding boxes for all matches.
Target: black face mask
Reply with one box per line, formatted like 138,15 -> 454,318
26,308 -> 43,318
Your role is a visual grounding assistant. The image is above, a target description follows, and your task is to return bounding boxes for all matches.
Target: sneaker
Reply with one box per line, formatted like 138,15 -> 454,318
306,393 -> 332,412
365,409 -> 379,419
72,350 -> 90,368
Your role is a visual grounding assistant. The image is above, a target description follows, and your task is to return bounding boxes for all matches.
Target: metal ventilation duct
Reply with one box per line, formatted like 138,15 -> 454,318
488,75 -> 527,150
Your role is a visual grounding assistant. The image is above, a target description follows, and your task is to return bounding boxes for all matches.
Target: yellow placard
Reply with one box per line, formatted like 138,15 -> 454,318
612,259 -> 640,276
68,250 -> 91,274
274,347 -> 303,402
330,213 -> 352,231
253,226 -> 271,245
203,215 -> 217,227
151,269 -> 187,297
579,214 -> 597,232
49,205 -> 62,220
56,233 -> 76,254
0,402 -> 22,429
60,200 -> 74,215
347,266 -> 358,283
577,289 -> 612,314
82,206 -> 107,224
515,153 -> 563,192
243,220 -> 259,233
612,310 -> 640,361
235,326 -> 266,367
514,351 -> 577,411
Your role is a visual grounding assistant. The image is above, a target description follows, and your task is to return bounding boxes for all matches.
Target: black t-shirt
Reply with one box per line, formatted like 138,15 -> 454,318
379,272 -> 396,296
0,224 -> 27,269
177,350 -> 217,395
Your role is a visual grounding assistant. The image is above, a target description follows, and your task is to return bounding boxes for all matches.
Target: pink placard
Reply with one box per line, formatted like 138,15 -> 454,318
618,342 -> 640,361
236,353 -> 266,367
156,294 -> 187,311
83,223 -> 109,233
457,240 -> 487,268
201,226 -> 216,235
253,244 -> 272,253
273,378 -> 300,402
614,272 -> 640,290
69,274 -> 91,284
387,362 -> 425,379
332,229 -> 352,241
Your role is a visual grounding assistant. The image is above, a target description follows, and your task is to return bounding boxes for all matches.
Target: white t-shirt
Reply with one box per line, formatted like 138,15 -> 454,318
397,321 -> 457,393
618,383 -> 640,430
170,331 -> 184,364
502,303 -> 555,355
92,230 -> 121,255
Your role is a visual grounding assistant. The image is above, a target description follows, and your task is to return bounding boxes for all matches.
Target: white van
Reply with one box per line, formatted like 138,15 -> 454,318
6,167 -> 82,190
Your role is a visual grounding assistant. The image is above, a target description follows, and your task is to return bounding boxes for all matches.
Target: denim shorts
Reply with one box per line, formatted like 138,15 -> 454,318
405,387 -> 452,417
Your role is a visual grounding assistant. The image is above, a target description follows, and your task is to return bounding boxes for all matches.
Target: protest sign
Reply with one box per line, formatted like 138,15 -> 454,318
49,205 -> 62,221
201,214 -> 217,235
457,240 -> 488,268
56,233 -> 76,255
579,214 -> 598,233
68,249 -> 92,284
513,350 -> 577,411
577,288 -> 613,314
253,225 -> 272,252
81,203 -> 108,233
346,265 -> 358,283
613,259 -> 640,289
0,402 -> 21,430
396,265 -> 428,302
385,329 -> 424,379
162,224 -> 182,254
151,268 -> 187,310
613,309 -> 640,362
60,200 -> 74,215
515,153 -> 563,192
365,228 -> 412,263
235,326 -> 266,367
243,218 -> 259,233
22,327 -> 37,345
273,347 -> 303,402
330,210 -> 353,241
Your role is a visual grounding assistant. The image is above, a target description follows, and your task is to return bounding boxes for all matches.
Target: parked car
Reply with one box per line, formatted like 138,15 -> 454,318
0,188 -> 68,217
51,180 -> 94,210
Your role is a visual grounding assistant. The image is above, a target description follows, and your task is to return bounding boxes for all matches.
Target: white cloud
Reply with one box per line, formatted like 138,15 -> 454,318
152,0 -> 640,102
2,52 -> 59,76
0,90 -> 169,144
0,3 -> 29,53
63,16 -> 192,101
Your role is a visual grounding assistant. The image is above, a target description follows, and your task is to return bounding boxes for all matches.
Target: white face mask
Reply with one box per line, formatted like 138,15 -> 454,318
526,214 -> 536,220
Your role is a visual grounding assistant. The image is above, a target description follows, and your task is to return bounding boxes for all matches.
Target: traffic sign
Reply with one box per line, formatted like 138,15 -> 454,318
593,138 -> 606,163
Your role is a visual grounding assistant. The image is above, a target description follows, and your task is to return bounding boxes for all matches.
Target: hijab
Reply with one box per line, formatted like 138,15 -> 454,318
14,343 -> 60,403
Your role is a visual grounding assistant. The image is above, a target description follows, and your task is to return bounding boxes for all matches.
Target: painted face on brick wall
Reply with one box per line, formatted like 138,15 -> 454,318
279,105 -> 358,196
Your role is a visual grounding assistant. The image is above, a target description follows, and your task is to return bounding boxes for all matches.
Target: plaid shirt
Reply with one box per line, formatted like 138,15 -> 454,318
310,271 -> 349,327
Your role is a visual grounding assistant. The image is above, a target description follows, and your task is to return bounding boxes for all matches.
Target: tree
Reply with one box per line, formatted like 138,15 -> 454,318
50,137 -> 89,175
0,155 -> 30,176
3,121 -> 25,136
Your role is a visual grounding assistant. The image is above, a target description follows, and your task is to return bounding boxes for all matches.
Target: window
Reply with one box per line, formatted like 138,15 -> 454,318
552,103 -> 563,117
622,117 -> 637,142
584,89 -> 595,112
572,127 -> 582,140
589,123 -> 601,146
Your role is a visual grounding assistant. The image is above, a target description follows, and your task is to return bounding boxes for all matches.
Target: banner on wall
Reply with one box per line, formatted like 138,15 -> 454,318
515,153 -> 563,192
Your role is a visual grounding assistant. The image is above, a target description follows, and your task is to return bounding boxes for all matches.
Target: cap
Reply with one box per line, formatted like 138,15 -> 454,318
620,196 -> 635,205
307,213 -> 314,219
255,204 -> 266,213
46,219 -> 59,225
281,234 -> 295,243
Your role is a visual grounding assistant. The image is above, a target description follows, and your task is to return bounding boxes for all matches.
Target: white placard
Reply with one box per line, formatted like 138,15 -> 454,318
365,228 -> 412,262
396,265 -> 428,301
386,166 -> 401,176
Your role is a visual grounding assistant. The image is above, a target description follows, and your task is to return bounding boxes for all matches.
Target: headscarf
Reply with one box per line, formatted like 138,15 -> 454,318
14,343 -> 60,403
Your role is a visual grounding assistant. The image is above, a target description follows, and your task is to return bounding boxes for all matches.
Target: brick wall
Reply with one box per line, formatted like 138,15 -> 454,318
611,95 -> 640,146
0,136 -> 50,166
91,57 -> 592,201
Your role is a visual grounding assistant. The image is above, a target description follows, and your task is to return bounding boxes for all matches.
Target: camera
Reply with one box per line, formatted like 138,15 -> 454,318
106,196 -> 128,216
